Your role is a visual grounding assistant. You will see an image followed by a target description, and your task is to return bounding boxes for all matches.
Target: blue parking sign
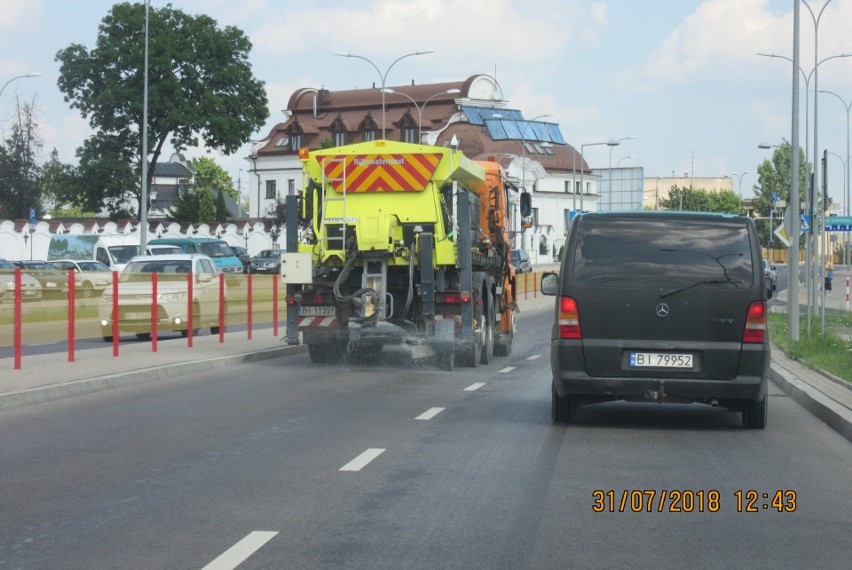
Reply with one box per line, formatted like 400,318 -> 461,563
29,208 -> 36,224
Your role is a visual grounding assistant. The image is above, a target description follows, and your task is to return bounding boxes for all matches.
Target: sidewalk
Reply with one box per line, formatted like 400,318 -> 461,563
1,284 -> 850,443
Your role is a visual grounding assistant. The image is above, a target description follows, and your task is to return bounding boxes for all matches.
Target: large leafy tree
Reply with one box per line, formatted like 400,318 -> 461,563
192,156 -> 237,202
753,141 -> 810,246
55,2 -> 269,218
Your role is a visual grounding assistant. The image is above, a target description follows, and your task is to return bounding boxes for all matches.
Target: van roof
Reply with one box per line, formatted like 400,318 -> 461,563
148,237 -> 224,243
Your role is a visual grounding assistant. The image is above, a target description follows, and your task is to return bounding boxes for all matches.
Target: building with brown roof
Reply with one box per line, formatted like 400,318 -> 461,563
246,73 -> 618,260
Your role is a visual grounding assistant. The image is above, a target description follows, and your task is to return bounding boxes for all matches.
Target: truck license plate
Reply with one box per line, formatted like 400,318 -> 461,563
630,352 -> 693,368
299,306 -> 335,317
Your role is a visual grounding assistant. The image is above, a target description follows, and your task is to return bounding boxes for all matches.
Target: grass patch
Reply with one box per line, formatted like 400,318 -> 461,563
768,312 -> 852,383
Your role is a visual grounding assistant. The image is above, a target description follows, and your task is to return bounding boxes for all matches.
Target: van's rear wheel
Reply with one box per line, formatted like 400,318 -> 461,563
552,382 -> 577,424
742,395 -> 767,429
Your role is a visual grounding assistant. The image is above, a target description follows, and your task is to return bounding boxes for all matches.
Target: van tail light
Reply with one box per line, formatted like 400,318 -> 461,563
743,301 -> 767,344
558,296 -> 582,339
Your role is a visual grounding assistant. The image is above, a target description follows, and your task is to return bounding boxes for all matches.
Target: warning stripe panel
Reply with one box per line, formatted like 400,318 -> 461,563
321,154 -> 442,193
298,316 -> 338,328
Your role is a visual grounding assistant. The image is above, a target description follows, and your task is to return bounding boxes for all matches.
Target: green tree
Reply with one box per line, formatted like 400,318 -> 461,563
192,156 -> 237,202
55,2 -> 269,218
0,99 -> 43,219
167,189 -> 200,222
660,186 -> 742,214
198,187 -> 215,223
753,141 -> 811,247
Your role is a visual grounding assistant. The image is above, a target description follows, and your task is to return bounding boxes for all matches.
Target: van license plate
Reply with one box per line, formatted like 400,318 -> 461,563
299,306 -> 335,317
126,312 -> 151,320
630,352 -> 693,368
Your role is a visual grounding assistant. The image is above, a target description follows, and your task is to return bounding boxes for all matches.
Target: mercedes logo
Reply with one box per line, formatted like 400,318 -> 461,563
656,303 -> 670,318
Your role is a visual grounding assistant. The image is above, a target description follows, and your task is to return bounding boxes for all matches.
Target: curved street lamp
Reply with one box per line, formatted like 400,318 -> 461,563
616,155 -> 634,167
0,72 -> 41,102
381,88 -> 460,141
334,50 -> 434,138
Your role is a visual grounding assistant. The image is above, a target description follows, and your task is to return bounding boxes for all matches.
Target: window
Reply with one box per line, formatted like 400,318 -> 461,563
586,181 -> 591,195
331,115 -> 347,146
288,179 -> 295,196
359,113 -> 378,142
265,180 -> 277,199
531,207 -> 539,226
402,126 -> 417,144
289,134 -> 302,152
274,136 -> 289,147
398,111 -> 418,144
575,181 -> 580,194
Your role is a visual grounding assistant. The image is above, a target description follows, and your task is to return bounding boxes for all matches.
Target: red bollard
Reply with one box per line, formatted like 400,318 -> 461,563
247,272 -> 253,340
112,272 -> 119,357
187,271 -> 194,348
68,269 -> 75,363
534,272 -> 538,298
524,272 -> 529,300
14,268 -> 22,370
151,272 -> 158,352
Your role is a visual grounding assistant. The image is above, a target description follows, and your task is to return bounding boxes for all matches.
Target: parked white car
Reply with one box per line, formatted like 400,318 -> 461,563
51,259 -> 114,297
99,254 -> 225,341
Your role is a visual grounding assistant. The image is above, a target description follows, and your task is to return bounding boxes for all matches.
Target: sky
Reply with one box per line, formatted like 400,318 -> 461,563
2,0 -> 852,215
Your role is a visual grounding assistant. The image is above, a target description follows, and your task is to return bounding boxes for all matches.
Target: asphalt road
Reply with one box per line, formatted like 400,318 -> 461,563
1,303 -> 850,569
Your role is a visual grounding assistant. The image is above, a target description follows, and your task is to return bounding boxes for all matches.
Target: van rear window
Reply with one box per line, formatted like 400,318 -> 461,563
572,217 -> 754,288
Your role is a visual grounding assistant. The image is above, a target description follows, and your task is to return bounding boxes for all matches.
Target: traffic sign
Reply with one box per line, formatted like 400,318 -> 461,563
825,216 -> 852,232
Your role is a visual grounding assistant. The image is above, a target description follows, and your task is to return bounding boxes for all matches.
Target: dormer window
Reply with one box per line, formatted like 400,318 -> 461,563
398,111 -> 417,144
286,120 -> 304,152
330,115 -> 348,146
359,113 -> 378,142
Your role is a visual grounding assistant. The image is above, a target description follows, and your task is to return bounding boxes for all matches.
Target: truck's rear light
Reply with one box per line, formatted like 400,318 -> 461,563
743,301 -> 767,343
437,292 -> 462,304
558,296 -> 581,339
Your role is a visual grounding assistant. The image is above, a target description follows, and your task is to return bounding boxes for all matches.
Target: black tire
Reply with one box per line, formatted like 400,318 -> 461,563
480,293 -> 495,365
456,301 -> 484,368
552,382 -> 577,424
135,333 -> 152,341
210,325 -> 224,335
180,328 -> 200,338
742,395 -> 768,429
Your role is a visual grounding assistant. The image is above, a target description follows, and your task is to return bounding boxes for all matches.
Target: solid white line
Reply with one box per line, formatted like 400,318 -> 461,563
201,531 -> 278,570
340,448 -> 386,471
527,354 -> 542,360
464,382 -> 485,391
415,407 -> 445,420
499,366 -> 516,373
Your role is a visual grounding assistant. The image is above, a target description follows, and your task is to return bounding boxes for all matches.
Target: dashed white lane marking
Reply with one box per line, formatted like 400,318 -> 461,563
499,366 -> 516,373
416,407 -> 445,420
464,383 -> 485,392
202,531 -> 278,570
340,448 -> 386,471
527,354 -> 542,360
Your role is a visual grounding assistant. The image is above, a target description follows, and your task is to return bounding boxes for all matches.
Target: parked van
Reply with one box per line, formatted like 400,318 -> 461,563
146,237 -> 243,275
541,211 -> 771,428
48,234 -> 173,272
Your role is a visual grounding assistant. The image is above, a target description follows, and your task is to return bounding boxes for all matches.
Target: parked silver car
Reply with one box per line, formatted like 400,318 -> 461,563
0,259 -> 43,302
99,254 -> 225,341
52,259 -> 114,297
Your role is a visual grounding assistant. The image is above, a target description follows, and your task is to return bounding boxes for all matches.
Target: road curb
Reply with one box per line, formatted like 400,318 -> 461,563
769,362 -> 852,443
0,343 -> 307,410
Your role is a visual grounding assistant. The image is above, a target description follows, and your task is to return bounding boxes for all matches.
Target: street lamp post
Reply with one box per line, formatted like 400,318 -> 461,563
140,0 -> 151,255
820,89 -> 852,265
580,140 -> 620,211
608,137 -> 636,209
0,72 -> 41,102
616,155 -> 634,167
334,50 -> 433,139
380,88 -> 460,142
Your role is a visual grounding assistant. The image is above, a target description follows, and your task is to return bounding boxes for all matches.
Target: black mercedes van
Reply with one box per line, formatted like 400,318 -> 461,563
541,211 -> 771,428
